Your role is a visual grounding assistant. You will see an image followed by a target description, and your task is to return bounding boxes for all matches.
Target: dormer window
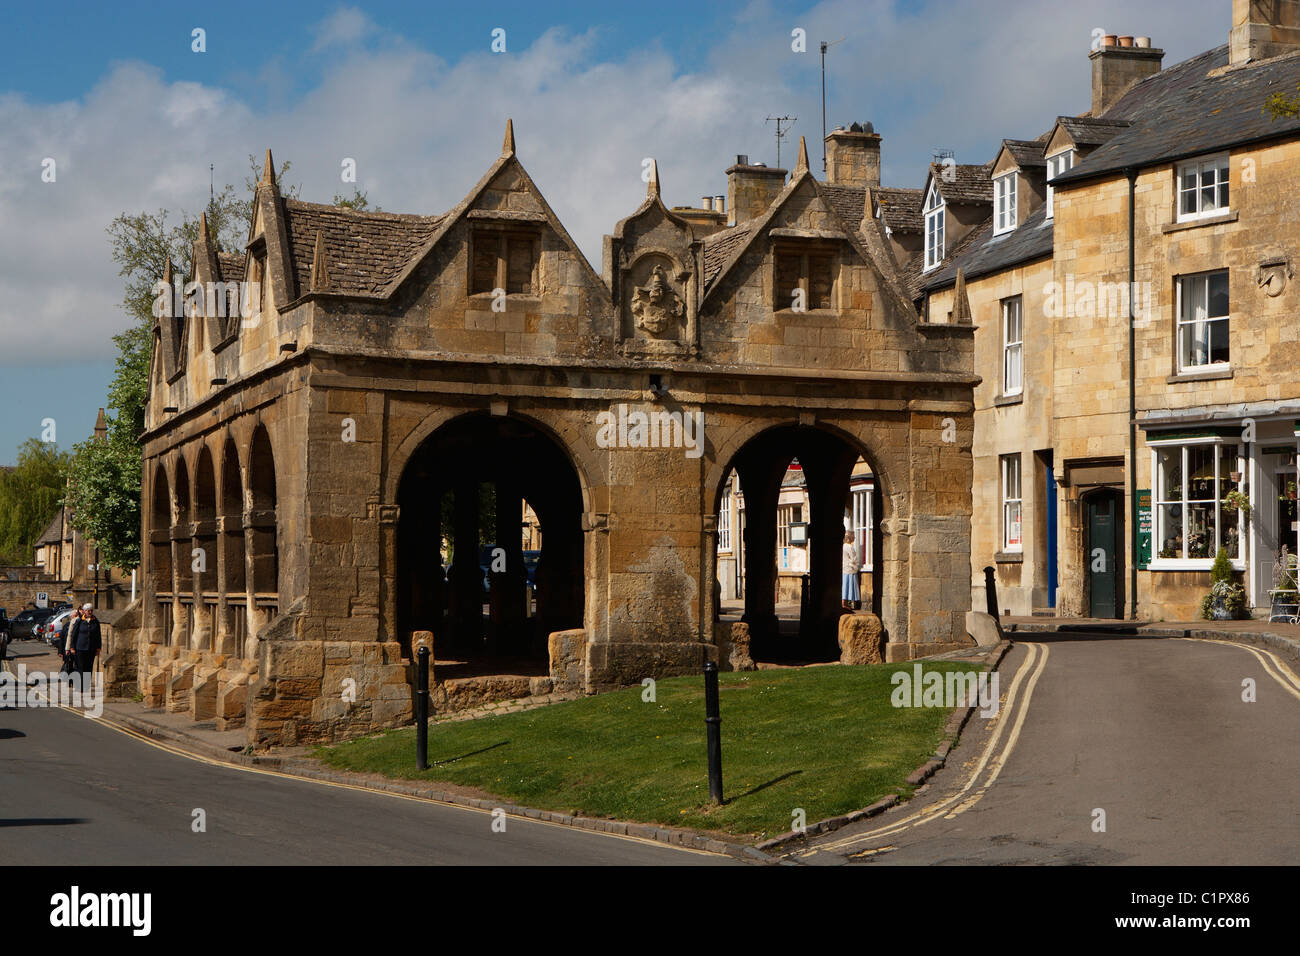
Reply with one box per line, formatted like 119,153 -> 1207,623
1177,154 -> 1229,222
1045,149 -> 1073,218
924,185 -> 944,271
994,172 -> 1017,234
471,228 -> 538,295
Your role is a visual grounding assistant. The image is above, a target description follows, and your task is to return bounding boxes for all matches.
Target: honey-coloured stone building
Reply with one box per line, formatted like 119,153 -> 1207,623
109,124 -> 976,746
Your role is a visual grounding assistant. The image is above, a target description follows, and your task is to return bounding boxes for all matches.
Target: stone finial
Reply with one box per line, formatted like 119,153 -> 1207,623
163,258 -> 173,285
260,148 -> 276,188
953,267 -> 972,324
795,135 -> 809,174
502,118 -> 515,157
93,407 -> 107,442
198,212 -> 211,247
310,230 -> 331,291
645,157 -> 660,198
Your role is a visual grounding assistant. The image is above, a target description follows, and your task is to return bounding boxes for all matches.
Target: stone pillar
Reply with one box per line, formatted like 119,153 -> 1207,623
735,454 -> 784,647
490,481 -> 526,654
800,441 -> 857,658
447,477 -> 482,653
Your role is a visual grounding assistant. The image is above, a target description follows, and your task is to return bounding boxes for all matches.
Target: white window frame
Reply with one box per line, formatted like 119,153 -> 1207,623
1149,438 -> 1247,569
717,489 -> 732,552
1176,153 -> 1230,222
1002,296 -> 1023,397
1176,270 -> 1230,372
994,171 -> 1017,234
1045,149 -> 1073,219
924,183 -> 944,271
850,484 -> 874,572
1001,454 -> 1023,553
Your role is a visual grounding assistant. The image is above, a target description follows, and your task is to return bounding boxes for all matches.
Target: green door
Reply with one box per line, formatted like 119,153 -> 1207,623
1087,493 -> 1118,618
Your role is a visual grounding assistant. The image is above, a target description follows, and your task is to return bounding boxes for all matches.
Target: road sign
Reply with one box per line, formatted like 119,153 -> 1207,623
35,592 -> 49,608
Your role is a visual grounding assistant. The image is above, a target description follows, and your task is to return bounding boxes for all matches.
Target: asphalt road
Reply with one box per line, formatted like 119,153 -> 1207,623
796,634 -> 1300,865
0,640 -> 731,866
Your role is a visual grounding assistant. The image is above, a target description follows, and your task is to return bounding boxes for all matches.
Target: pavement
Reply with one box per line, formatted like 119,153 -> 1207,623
0,638 -> 736,865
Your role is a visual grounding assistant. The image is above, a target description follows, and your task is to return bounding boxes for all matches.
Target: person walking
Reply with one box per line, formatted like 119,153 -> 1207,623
842,530 -> 861,611
68,604 -> 101,688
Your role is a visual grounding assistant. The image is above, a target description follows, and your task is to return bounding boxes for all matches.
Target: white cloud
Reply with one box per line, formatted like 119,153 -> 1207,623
0,1 -> 1229,365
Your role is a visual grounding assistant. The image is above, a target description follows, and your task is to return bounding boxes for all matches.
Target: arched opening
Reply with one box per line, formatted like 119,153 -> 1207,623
173,457 -> 192,645
396,414 -> 584,677
150,464 -> 174,644
247,425 -> 279,621
194,445 -> 218,648
221,438 -> 248,656
714,425 -> 883,663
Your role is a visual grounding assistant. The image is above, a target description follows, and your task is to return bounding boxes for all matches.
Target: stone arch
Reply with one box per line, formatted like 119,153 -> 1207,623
384,405 -> 595,517
711,421 -> 889,662
247,424 -> 279,604
149,462 -> 173,600
219,435 -> 249,656
393,410 -> 586,666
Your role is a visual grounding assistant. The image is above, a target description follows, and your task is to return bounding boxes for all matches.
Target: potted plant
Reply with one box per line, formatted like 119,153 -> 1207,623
1222,489 -> 1252,519
1200,547 -> 1246,620
1269,545 -> 1299,623
1281,480 -> 1297,502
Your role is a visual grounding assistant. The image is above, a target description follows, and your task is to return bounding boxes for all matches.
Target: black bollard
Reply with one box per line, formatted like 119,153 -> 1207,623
704,661 -> 723,804
416,645 -> 430,770
984,566 -> 1000,621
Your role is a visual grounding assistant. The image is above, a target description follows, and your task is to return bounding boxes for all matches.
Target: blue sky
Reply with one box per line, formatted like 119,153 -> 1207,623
0,0 -> 1227,463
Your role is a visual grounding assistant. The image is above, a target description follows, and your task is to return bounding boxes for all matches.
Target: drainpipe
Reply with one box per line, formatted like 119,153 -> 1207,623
1127,167 -> 1138,621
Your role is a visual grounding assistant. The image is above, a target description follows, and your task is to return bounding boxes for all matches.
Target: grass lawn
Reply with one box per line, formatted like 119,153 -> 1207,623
315,661 -> 980,839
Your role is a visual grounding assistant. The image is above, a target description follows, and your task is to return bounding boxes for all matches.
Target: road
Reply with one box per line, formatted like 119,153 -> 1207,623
0,639 -> 731,866
795,633 -> 1300,865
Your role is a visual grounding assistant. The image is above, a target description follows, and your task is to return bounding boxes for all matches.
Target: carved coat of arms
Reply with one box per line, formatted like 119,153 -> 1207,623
631,265 -> 683,336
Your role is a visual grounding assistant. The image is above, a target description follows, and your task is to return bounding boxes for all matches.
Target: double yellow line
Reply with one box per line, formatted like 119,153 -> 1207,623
801,642 -> 1051,858
0,658 -> 721,859
1175,637 -> 1300,702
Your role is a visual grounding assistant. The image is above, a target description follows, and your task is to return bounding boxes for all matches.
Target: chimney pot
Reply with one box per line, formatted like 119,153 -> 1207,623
1135,36 -> 1151,48
1118,35 -> 1134,47
714,195 -> 725,213
1103,34 -> 1117,46
702,196 -> 713,211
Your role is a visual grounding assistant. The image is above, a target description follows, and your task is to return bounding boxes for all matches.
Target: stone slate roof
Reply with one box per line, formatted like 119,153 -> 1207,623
819,184 -> 868,230
921,204 -> 1054,291
932,162 -> 994,204
1056,45 -> 1300,186
35,509 -> 65,546
281,199 -> 445,298
1002,139 -> 1047,168
873,187 -> 923,233
1056,115 -> 1131,148
702,224 -> 751,286
217,252 -> 245,283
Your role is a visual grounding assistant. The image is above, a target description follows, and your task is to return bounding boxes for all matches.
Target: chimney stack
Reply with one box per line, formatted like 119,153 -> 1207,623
1090,35 -> 1164,115
825,123 -> 882,187
1231,0 -> 1300,66
725,155 -> 786,226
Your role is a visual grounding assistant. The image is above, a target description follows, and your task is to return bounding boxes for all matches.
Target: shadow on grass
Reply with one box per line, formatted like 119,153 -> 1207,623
724,769 -> 802,805
431,740 -> 510,767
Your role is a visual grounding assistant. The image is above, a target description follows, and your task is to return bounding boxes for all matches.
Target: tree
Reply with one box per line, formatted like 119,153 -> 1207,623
67,158 -> 299,573
1265,85 -> 1300,120
0,439 -> 70,565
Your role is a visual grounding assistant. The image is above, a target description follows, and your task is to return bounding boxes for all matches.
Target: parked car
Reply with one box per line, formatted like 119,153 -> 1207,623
0,611 -> 9,660
9,607 -> 56,641
42,608 -> 76,648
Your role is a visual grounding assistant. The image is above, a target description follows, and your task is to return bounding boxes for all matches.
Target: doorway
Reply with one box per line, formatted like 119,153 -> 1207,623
1085,490 -> 1122,618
